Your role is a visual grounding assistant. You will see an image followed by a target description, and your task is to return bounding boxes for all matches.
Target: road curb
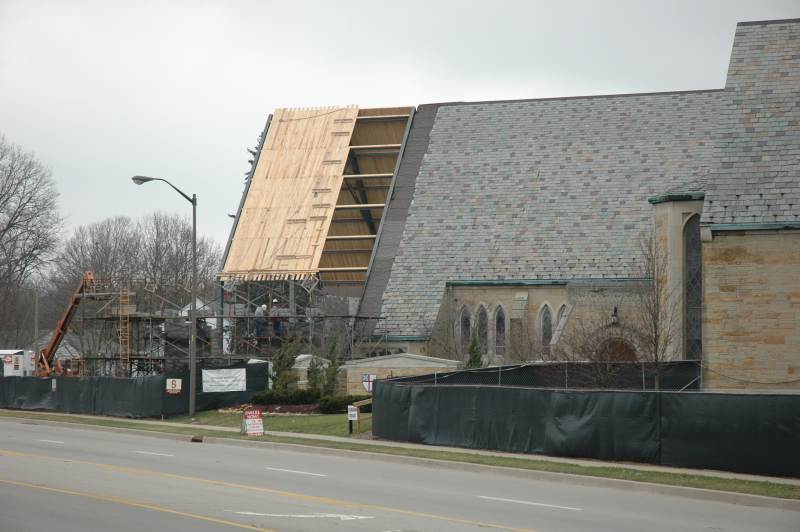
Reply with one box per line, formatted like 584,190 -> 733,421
2,415 -> 798,512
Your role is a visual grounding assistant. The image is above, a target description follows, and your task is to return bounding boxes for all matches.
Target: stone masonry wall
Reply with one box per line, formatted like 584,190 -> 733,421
703,230 -> 800,390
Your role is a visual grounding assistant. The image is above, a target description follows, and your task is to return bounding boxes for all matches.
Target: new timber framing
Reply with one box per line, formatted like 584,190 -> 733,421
319,107 -> 414,289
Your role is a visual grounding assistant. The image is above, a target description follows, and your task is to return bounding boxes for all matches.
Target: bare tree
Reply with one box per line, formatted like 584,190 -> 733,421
551,314 -> 643,388
0,135 -> 61,348
43,212 -> 222,357
633,232 -> 680,390
135,212 -> 222,303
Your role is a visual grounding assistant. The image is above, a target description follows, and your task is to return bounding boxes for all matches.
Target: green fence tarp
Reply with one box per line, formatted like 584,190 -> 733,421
374,381 -> 800,477
375,383 -> 660,463
660,392 -> 800,477
0,362 -> 270,418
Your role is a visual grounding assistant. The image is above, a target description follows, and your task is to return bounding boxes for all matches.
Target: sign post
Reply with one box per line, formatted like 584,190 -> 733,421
347,404 -> 359,435
241,408 -> 264,437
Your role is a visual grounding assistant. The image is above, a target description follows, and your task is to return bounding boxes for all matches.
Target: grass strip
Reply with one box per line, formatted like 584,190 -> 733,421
2,410 -> 797,501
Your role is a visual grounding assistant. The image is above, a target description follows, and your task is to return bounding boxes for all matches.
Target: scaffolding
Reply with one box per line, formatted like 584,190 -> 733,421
63,276 -> 386,377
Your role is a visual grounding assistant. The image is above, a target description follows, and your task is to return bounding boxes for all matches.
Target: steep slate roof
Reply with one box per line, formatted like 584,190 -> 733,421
665,176 -> 709,195
702,19 -> 800,226
359,105 -> 442,324
377,91 -> 721,336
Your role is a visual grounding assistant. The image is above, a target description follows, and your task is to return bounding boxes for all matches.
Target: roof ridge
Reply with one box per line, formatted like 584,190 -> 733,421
423,88 -> 724,108
737,18 -> 800,27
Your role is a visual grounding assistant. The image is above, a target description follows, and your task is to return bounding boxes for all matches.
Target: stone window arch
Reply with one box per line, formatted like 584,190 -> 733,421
476,305 -> 488,355
459,306 -> 472,353
683,214 -> 702,360
540,305 -> 553,347
557,304 -> 567,327
494,306 -> 506,358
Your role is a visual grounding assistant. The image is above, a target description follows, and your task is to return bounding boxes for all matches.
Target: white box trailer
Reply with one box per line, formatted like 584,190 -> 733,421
1,350 -> 36,377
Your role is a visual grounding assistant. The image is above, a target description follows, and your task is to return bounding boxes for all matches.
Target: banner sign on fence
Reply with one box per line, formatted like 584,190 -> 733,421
241,408 -> 264,436
202,368 -> 246,393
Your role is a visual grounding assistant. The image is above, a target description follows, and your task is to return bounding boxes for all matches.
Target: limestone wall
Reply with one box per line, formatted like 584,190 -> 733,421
429,281 -> 648,363
702,230 -> 800,390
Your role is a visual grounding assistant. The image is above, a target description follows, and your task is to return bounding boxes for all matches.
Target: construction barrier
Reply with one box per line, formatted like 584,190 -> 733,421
0,362 -> 269,418
373,380 -> 800,477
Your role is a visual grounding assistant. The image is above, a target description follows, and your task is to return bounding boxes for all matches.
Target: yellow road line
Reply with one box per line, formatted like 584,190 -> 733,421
0,478 -> 275,532
0,448 -> 536,531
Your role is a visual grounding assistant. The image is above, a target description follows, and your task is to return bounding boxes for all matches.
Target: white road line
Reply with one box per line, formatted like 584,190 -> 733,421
133,451 -> 174,457
478,495 -> 582,512
230,511 -> 372,521
264,466 -> 326,477
37,439 -> 64,444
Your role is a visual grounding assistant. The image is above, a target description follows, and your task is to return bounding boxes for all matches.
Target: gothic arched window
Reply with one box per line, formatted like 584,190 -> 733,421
557,304 -> 567,327
460,306 -> 471,353
684,215 -> 702,360
476,306 -> 488,355
495,306 -> 506,357
540,305 -> 553,347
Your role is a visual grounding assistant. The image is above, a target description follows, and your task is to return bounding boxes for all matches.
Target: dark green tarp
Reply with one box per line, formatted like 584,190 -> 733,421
374,380 -> 800,477
660,392 -> 800,477
0,362 -> 270,418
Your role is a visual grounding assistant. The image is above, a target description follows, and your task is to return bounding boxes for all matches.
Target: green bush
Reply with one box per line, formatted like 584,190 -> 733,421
271,338 -> 301,393
318,394 -> 371,414
252,388 -> 320,406
464,336 -> 483,369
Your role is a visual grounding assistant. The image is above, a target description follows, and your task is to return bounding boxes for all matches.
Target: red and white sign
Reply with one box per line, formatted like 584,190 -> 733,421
165,378 -> 182,395
242,408 -> 264,437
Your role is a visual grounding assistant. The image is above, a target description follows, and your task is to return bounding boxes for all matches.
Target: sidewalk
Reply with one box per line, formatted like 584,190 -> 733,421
4,408 -> 798,487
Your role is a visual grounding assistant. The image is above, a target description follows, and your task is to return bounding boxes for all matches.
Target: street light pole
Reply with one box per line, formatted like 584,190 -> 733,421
132,175 -> 198,417
190,192 -> 197,418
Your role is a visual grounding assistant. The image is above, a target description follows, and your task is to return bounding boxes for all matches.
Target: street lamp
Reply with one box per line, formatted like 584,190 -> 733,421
132,175 -> 198,417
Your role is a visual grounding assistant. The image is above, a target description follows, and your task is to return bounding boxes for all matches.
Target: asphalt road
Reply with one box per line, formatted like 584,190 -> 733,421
0,418 -> 797,532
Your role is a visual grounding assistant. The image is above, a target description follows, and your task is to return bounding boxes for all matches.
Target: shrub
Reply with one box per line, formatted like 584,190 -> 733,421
318,394 -> 371,414
322,342 -> 340,396
252,388 -> 320,406
464,336 -> 483,369
271,338 -> 301,393
306,356 -> 324,394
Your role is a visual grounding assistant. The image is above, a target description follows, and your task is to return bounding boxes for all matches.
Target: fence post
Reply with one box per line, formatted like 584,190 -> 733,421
565,364 -> 569,389
641,361 -> 646,390
498,366 -> 501,386
434,372 -> 437,386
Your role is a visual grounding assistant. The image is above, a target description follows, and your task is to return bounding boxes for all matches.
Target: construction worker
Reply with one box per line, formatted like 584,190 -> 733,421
254,304 -> 267,338
269,298 -> 282,338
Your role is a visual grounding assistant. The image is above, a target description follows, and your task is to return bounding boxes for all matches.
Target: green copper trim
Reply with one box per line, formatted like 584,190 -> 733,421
369,334 -> 430,342
648,192 -> 705,205
446,278 -> 649,287
711,222 -> 800,232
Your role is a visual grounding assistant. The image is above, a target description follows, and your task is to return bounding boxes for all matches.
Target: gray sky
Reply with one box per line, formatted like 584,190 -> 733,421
2,0 -> 799,247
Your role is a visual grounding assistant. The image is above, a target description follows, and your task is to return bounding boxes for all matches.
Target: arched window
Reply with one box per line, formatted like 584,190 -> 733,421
540,305 -> 553,347
495,307 -> 506,357
684,215 -> 702,360
476,306 -> 488,355
459,306 -> 471,353
557,304 -> 567,327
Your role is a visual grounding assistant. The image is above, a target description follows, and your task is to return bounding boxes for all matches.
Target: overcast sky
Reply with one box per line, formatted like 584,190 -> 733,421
2,0 -> 799,247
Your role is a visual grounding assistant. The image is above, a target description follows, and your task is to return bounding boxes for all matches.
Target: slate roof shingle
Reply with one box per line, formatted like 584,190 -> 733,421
702,20 -> 800,225
377,91 -> 722,336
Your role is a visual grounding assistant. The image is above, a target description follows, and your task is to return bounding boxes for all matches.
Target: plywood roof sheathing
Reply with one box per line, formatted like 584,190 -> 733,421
219,106 -> 359,281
